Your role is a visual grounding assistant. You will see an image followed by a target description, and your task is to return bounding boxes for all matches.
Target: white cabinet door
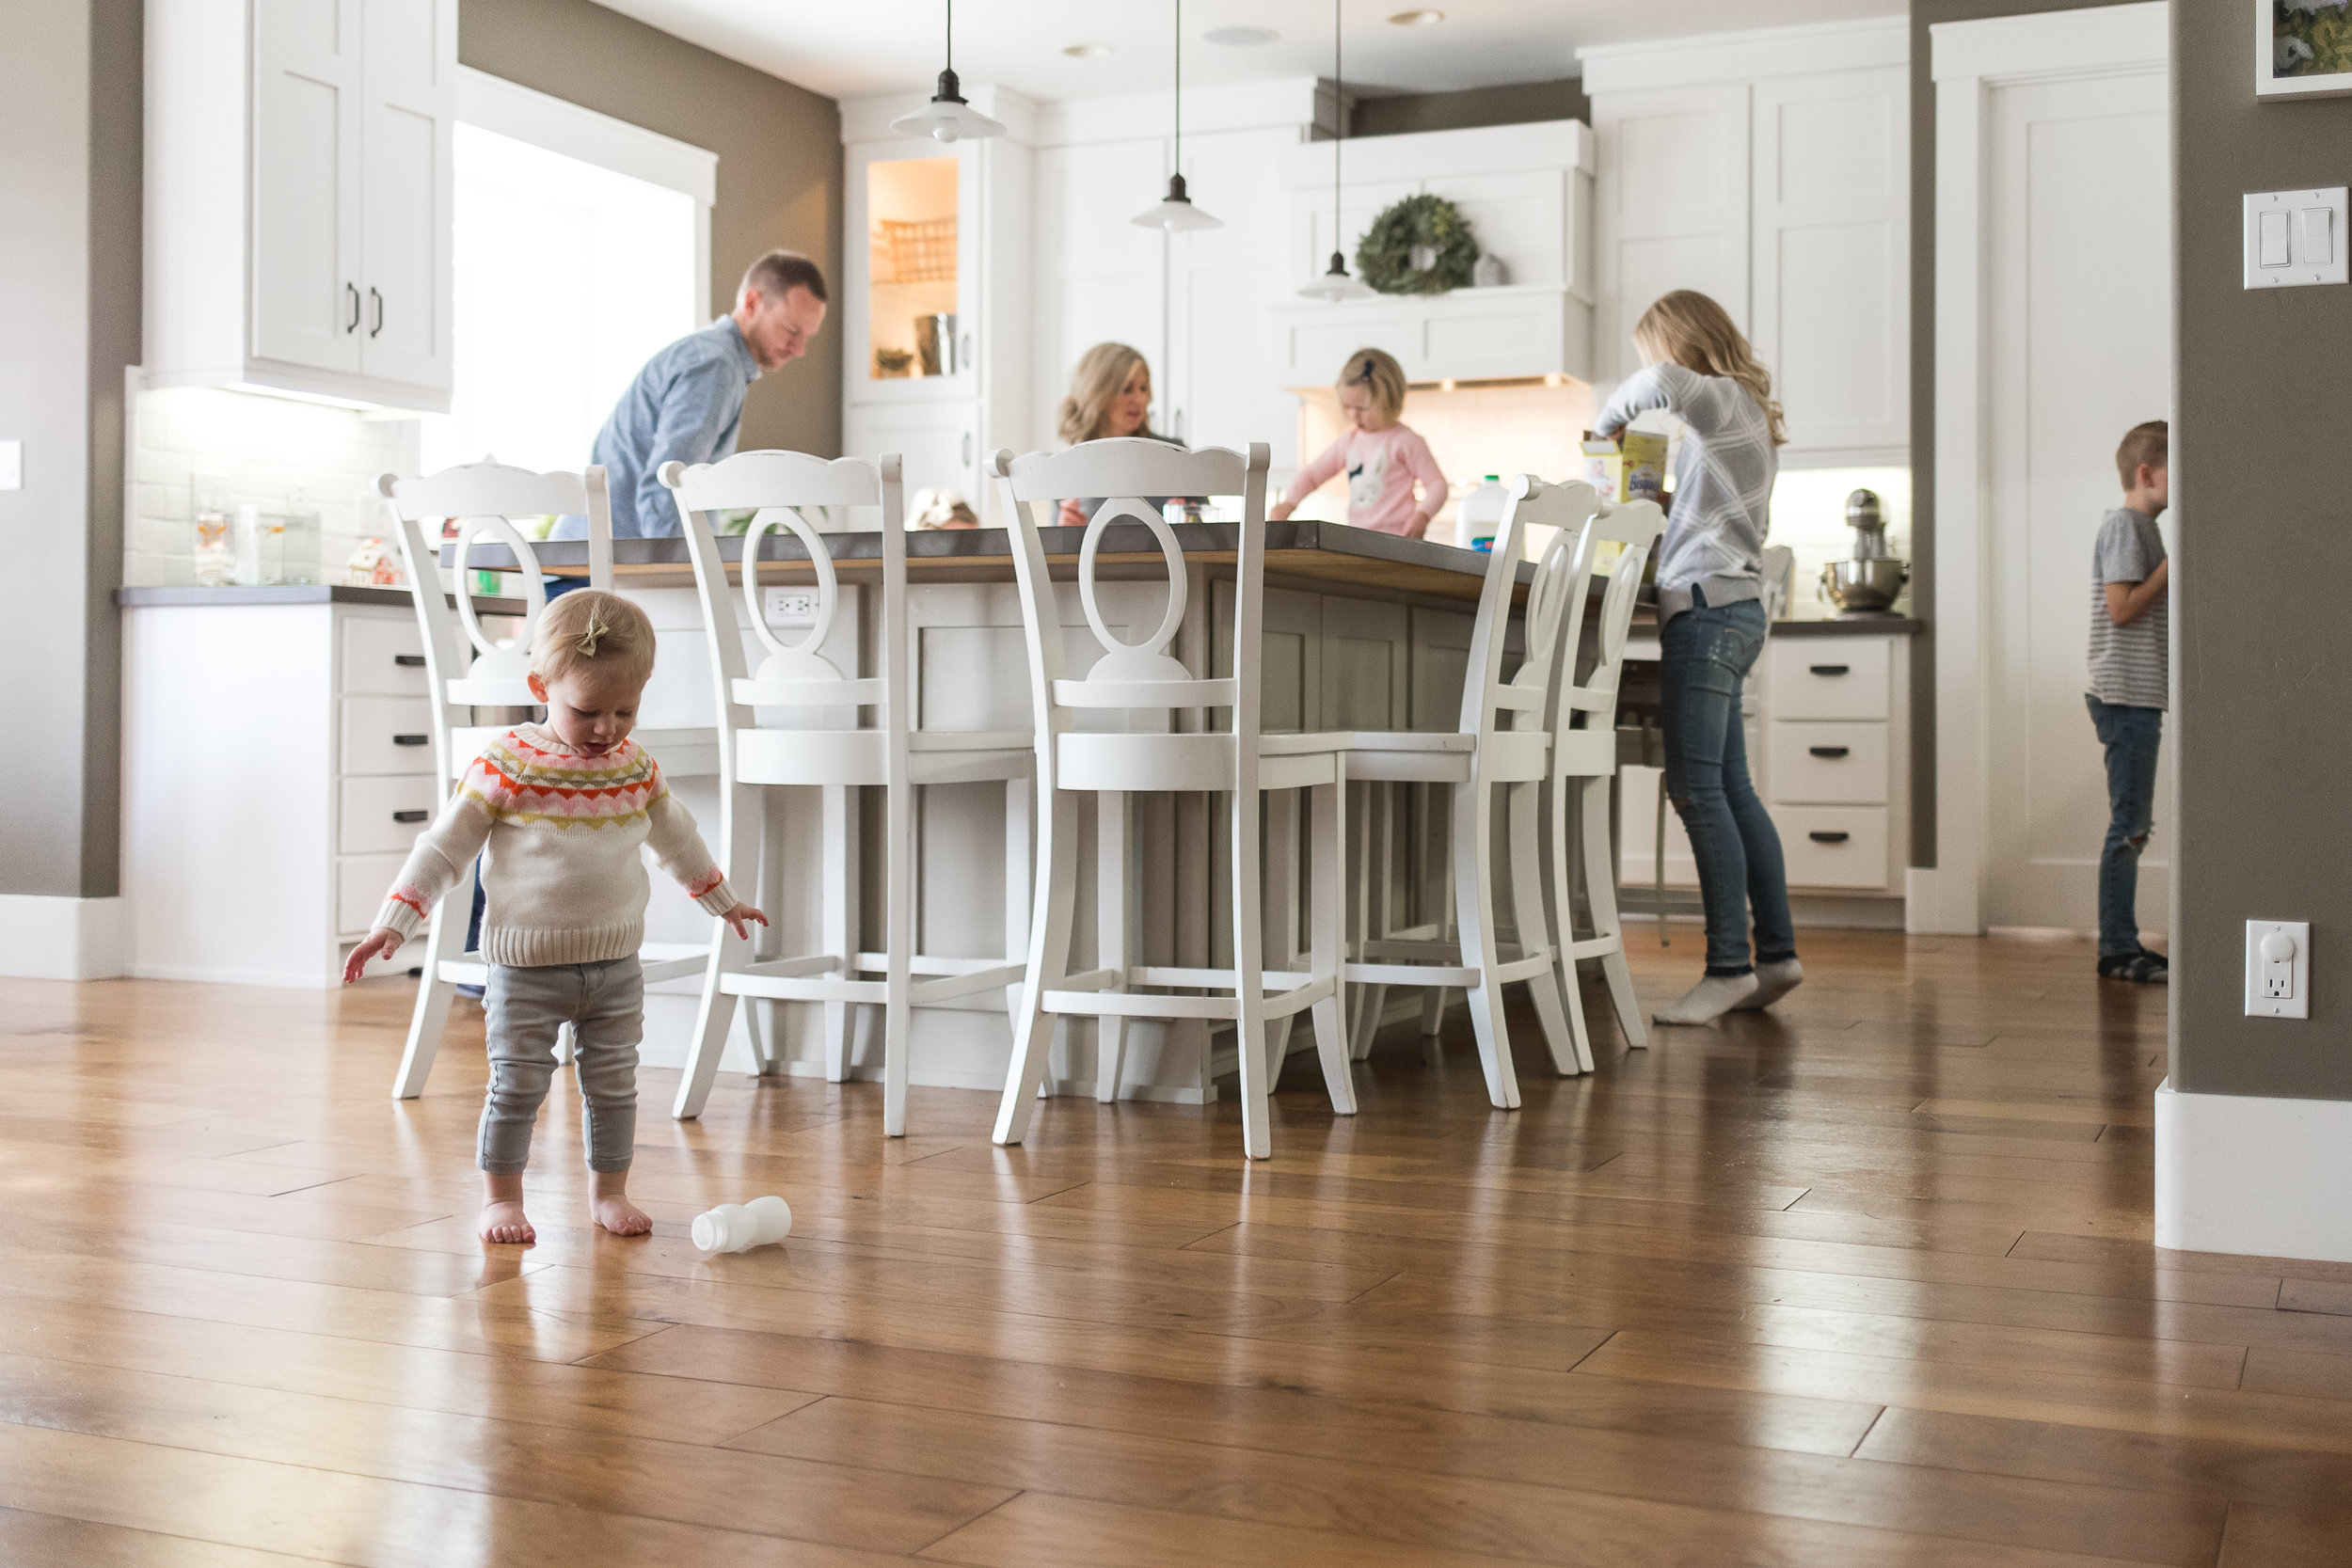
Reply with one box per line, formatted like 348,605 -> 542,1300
1591,83 -> 1751,386
357,0 -> 454,396
850,403 -> 979,513
250,0 -> 364,374
1750,67 -> 1908,456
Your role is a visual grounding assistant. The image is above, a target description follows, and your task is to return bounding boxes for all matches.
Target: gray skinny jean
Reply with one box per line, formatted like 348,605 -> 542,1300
480,956 -> 643,1174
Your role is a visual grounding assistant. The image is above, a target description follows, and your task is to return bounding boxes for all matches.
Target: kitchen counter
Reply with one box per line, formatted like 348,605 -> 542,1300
117,584 -> 526,614
441,520 -> 1544,608
1772,614 -> 1923,637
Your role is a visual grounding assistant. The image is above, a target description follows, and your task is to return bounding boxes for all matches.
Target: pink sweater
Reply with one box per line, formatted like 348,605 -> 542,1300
1285,424 -> 1449,535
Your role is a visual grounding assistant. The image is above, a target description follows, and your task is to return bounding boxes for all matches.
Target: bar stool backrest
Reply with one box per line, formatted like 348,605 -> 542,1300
663,451 -> 905,803
989,437 -> 1271,790
1468,476 -> 1603,743
1553,498 -> 1667,731
380,461 -> 613,783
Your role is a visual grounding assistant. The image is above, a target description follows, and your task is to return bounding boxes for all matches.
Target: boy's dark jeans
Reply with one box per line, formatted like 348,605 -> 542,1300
2086,695 -> 2162,957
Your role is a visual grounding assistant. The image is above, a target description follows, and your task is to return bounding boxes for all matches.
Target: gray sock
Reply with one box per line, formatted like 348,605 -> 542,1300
1653,972 -> 1761,1025
1735,958 -> 1804,1010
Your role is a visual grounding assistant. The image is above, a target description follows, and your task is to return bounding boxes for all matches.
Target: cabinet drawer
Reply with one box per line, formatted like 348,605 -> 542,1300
1768,639 -> 1890,720
337,853 -> 411,936
1768,722 -> 1889,805
1773,806 -> 1890,890
340,775 -> 442,856
342,615 -> 429,697
341,697 -> 437,776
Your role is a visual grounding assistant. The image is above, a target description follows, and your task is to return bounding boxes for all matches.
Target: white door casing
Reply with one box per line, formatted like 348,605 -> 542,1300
1922,1 -> 2170,936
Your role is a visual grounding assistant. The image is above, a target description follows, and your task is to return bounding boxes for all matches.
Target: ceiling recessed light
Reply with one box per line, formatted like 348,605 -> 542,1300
1388,8 -> 1444,24
1062,41 -> 1113,58
1205,25 -> 1279,46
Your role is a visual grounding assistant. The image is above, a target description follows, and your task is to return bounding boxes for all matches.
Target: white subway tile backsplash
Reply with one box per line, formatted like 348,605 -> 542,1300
125,385 -> 421,587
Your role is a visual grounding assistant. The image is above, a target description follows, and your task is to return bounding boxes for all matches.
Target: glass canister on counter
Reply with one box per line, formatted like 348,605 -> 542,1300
191,472 -> 233,586
227,488 -> 323,586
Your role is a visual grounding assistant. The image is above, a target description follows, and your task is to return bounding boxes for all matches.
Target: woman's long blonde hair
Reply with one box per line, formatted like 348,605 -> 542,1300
1057,341 -> 1153,446
1632,291 -> 1788,447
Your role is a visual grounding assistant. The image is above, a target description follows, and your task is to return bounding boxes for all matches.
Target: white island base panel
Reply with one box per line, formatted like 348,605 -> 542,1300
2154,1078 -> 2352,1265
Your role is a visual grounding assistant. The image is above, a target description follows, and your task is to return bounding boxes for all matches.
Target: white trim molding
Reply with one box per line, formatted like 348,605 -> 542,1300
0,895 -> 130,980
2156,1079 -> 2352,1264
1579,14 -> 1907,95
1920,1 -> 2169,936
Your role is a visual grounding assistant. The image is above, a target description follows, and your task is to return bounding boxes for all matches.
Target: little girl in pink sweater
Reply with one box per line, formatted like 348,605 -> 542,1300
1271,347 -> 1449,538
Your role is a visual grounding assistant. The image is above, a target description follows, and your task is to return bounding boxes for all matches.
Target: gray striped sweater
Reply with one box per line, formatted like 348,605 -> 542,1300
1596,363 -> 1778,621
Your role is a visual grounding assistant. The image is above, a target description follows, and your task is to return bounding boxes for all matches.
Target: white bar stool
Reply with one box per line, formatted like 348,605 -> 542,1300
1540,497 -> 1667,1068
381,461 -> 715,1099
665,450 -> 1032,1136
1341,476 -> 1592,1108
989,438 -> 1355,1162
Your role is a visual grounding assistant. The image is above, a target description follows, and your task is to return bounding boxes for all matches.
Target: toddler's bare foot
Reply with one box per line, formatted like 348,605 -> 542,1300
591,1193 -> 652,1236
479,1199 -> 535,1244
589,1170 -> 650,1236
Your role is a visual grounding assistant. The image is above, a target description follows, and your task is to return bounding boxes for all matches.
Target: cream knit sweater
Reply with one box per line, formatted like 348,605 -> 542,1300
373,723 -> 736,967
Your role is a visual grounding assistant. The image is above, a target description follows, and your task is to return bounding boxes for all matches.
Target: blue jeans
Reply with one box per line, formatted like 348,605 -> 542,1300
2086,696 -> 2161,957
1661,595 -> 1796,976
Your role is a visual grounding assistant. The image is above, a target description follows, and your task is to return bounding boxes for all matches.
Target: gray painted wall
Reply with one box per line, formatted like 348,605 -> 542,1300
1906,0 -> 2144,866
459,0 -> 845,459
2172,3 -> 2352,1101
1353,77 -> 1590,138
0,0 -> 138,900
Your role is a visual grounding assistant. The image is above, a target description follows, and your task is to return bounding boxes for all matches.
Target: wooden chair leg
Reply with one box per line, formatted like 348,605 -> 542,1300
390,895 -> 465,1099
1584,773 -> 1647,1051
1307,776 -> 1356,1115
1453,778 -> 1520,1111
1508,780 -> 1580,1077
994,792 -> 1075,1147
1232,788 -> 1275,1161
882,777 -> 916,1138
1095,789 -> 1130,1103
821,783 -> 857,1083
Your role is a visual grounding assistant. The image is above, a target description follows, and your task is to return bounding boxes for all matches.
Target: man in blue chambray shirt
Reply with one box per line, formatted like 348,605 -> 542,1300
585,249 -> 829,538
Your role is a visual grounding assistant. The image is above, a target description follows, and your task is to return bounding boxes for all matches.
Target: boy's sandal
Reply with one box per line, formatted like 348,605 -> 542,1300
2097,951 -> 2168,984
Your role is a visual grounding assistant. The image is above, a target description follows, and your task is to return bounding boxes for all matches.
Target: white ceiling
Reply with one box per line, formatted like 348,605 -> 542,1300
588,1 -> 1903,103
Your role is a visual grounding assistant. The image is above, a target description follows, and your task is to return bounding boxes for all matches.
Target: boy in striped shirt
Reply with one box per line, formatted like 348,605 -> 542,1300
2086,420 -> 2169,984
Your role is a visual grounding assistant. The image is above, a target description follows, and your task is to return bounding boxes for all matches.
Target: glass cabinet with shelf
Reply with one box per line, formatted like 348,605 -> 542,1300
866,155 -> 961,383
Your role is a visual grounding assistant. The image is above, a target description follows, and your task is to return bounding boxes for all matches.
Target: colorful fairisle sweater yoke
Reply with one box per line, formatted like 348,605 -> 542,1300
373,723 -> 735,968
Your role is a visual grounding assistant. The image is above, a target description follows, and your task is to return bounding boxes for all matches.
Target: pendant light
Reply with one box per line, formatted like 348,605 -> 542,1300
891,0 -> 1005,143
1299,0 -> 1373,300
1132,0 -> 1222,230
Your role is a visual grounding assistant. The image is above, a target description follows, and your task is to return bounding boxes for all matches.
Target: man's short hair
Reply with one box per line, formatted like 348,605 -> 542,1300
2115,420 -> 2167,487
739,249 -> 828,307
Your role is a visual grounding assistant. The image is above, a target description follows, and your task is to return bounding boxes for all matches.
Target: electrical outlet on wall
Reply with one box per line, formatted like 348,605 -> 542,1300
763,588 -> 819,626
2246,919 -> 2311,1020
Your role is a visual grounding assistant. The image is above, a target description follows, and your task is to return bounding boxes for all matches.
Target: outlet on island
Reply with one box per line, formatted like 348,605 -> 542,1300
763,588 -> 820,627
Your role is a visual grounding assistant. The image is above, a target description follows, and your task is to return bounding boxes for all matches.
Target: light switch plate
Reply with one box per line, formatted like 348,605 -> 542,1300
0,440 -> 20,491
2244,188 -> 2349,288
2246,919 -> 2312,1019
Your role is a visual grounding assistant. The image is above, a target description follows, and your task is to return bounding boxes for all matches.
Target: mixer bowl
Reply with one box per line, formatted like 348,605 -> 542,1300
1820,557 -> 1909,613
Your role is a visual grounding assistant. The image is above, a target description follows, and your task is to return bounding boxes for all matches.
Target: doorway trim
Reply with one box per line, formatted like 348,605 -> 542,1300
1914,1 -> 2169,935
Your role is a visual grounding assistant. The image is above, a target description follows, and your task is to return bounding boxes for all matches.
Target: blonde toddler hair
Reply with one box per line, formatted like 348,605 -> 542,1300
1338,347 -> 1407,420
1631,291 -> 1788,447
531,589 -> 656,688
1057,341 -> 1154,446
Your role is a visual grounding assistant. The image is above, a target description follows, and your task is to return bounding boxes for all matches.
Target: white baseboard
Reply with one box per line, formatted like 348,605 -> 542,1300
1905,866 -> 1980,935
0,895 -> 129,980
2155,1078 -> 2352,1264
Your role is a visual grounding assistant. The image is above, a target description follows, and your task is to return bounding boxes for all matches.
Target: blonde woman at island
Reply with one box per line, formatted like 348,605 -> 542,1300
1054,341 -> 1185,528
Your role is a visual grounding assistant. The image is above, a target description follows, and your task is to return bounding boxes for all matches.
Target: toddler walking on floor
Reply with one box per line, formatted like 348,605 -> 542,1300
344,590 -> 766,1243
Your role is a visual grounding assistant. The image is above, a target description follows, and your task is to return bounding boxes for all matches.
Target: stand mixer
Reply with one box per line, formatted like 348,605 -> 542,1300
1820,488 -> 1909,614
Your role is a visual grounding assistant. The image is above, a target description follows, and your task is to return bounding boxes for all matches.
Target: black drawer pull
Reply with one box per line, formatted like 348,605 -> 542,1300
1808,746 -> 1850,759
1808,831 -> 1850,845
393,654 -> 426,667
392,809 -> 429,823
1809,663 -> 1850,676
392,734 -> 429,746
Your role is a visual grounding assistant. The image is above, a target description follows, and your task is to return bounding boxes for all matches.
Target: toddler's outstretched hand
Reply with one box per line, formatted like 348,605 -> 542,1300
343,927 -> 404,984
721,902 -> 770,941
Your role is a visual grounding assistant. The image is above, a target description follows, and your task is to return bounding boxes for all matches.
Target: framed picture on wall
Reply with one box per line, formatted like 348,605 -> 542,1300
2262,1 -> 2352,98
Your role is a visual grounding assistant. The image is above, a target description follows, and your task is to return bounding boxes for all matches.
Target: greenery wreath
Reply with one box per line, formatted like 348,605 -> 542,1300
1354,193 -> 1480,296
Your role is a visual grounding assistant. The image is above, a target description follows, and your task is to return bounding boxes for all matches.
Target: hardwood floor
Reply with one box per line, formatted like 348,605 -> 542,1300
4,930 -> 2349,1567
